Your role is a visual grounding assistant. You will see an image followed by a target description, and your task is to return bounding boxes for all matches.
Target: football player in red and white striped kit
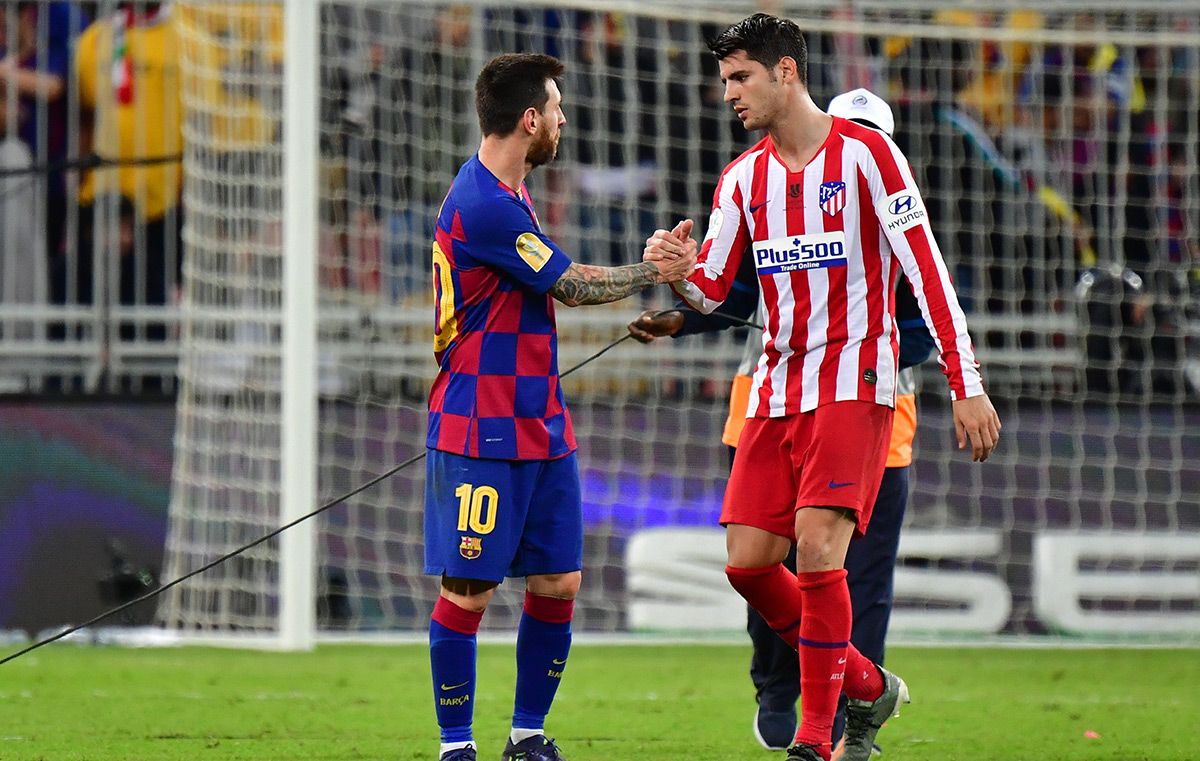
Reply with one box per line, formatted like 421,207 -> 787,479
644,14 -> 1001,761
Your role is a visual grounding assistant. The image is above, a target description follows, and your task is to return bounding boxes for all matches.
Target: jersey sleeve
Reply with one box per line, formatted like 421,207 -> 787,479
672,169 -> 753,314
462,196 -> 572,295
673,249 -> 759,337
861,131 -> 985,400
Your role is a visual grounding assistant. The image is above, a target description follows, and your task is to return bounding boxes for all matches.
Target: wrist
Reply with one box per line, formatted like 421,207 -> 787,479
646,261 -> 669,285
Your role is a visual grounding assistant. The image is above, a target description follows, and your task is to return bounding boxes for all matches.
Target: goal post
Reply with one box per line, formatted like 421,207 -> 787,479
279,0 -> 319,652
158,0 -> 1200,648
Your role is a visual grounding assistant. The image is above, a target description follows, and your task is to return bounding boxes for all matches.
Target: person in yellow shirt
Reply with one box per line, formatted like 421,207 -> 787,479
73,2 -> 181,339
75,1 -> 181,220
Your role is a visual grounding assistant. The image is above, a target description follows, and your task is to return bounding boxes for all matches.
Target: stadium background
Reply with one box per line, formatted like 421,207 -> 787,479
0,0 -> 1198,647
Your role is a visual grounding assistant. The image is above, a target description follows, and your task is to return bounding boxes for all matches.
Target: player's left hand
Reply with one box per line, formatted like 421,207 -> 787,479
952,393 -> 1001,462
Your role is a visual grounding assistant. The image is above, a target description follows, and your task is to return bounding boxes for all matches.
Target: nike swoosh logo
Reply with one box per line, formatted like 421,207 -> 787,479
748,200 -> 768,213
551,658 -> 567,665
440,681 -> 469,691
828,480 -> 855,489
837,657 -> 847,665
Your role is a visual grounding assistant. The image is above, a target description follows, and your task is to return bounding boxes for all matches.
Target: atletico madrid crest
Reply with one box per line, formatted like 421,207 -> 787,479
819,180 -> 846,217
459,536 -> 482,560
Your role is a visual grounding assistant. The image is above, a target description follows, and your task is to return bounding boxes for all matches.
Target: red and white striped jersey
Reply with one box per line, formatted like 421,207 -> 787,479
674,116 -> 984,417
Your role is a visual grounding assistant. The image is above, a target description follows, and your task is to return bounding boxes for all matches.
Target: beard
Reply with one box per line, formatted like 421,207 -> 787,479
739,99 -> 774,131
527,122 -> 559,168
743,113 -> 769,131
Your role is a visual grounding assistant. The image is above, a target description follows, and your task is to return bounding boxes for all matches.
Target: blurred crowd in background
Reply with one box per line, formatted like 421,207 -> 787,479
0,1 -> 1196,399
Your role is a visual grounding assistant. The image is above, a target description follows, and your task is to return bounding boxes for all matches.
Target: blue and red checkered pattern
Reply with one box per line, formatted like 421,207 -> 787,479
427,155 -> 576,461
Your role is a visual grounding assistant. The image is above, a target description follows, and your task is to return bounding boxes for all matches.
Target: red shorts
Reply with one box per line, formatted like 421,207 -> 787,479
721,401 -> 893,538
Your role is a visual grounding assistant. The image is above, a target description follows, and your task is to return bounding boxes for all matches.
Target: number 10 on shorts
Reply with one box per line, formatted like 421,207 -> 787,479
455,483 -> 498,535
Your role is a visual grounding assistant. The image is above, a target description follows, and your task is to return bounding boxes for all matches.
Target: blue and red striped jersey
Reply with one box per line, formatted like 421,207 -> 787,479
426,155 -> 576,461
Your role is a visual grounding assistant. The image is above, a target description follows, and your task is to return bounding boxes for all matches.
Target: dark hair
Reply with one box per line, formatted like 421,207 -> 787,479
707,13 -> 808,87
475,53 -> 565,137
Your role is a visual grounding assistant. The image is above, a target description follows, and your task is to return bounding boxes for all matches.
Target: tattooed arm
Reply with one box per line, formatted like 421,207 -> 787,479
550,220 -> 698,307
549,261 -> 663,307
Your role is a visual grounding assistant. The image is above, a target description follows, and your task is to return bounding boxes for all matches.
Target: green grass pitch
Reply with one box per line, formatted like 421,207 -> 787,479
2,643 -> 1197,760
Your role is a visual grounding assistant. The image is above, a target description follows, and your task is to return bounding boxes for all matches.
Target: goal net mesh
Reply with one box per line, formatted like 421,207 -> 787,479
158,1 -> 1200,641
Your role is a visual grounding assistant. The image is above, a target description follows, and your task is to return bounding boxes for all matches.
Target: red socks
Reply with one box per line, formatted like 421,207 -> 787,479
843,642 -> 884,702
725,564 -> 802,648
726,563 -> 885,760
523,592 -> 574,624
432,596 -> 483,635
792,569 -> 881,758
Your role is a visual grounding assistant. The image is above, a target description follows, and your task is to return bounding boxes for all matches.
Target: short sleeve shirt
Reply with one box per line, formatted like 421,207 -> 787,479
426,155 -> 576,461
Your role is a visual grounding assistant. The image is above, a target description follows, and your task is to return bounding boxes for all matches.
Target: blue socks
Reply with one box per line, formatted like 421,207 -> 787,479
512,593 -> 574,731
430,592 -> 575,752
430,597 -> 483,745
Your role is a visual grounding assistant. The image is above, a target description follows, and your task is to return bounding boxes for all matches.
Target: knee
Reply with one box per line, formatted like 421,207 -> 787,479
793,531 -> 838,568
441,576 -> 498,613
726,542 -> 772,569
793,508 -> 855,571
526,571 -> 581,601
726,527 -> 790,569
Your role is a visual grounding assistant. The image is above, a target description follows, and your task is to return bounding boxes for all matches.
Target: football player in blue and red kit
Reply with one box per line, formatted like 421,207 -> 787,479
423,53 -> 696,761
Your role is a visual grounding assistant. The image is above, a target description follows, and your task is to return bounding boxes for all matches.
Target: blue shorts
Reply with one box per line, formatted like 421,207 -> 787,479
424,449 -> 583,583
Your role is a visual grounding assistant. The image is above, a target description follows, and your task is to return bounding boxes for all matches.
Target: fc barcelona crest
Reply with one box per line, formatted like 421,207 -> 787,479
460,536 -> 483,560
819,181 -> 846,217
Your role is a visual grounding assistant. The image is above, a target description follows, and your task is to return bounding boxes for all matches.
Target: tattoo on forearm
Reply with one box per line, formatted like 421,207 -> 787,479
550,261 -> 661,306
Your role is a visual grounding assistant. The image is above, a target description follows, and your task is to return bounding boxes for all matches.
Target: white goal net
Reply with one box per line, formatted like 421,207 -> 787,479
158,0 -> 1200,644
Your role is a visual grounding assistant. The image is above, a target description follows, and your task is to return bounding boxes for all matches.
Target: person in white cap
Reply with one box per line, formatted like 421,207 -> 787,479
827,87 -> 896,136
628,83 -> 935,759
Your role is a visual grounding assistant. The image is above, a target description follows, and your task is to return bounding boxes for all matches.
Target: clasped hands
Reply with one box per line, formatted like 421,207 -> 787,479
626,220 -> 698,342
643,219 -> 698,284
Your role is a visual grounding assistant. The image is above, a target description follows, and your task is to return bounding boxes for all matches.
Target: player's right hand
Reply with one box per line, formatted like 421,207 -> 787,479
644,219 -> 695,261
645,219 -> 697,282
627,309 -> 684,343
952,393 -> 1002,462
